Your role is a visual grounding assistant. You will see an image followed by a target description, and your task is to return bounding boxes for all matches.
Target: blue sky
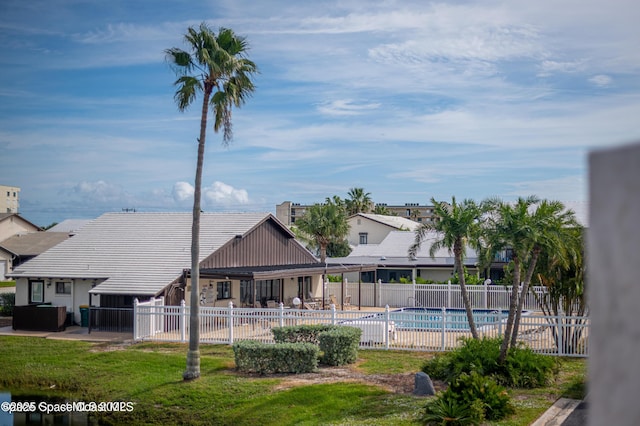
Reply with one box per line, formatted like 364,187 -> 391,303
1,0 -> 638,227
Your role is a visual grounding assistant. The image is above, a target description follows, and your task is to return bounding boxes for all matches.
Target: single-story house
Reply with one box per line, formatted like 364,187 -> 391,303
347,213 -> 420,246
0,232 -> 71,280
329,230 -> 480,283
10,212 -> 371,326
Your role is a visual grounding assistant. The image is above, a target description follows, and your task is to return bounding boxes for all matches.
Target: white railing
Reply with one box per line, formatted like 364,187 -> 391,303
134,302 -> 588,357
326,281 -> 547,310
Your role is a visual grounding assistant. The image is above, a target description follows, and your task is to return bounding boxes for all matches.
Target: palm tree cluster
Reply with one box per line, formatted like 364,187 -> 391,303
411,196 -> 583,362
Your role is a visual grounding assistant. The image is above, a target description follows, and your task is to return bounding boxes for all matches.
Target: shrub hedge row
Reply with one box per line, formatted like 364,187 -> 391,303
234,324 -> 362,374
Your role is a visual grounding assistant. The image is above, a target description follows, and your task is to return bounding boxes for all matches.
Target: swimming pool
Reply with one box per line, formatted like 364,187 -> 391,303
389,307 -> 522,331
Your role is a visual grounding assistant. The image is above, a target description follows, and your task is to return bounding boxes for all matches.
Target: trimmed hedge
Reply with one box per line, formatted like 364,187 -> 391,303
233,340 -> 319,374
272,324 -> 338,345
318,326 -> 362,366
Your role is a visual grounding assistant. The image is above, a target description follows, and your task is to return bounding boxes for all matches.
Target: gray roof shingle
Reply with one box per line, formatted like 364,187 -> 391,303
10,212 -> 271,296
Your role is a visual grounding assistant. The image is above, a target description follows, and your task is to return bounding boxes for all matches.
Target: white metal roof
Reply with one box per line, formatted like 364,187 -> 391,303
352,213 -> 421,231
10,212 -> 271,296
331,231 -> 478,266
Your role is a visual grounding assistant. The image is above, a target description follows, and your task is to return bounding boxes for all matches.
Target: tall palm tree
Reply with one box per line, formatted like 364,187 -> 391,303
294,200 -> 350,263
409,197 -> 482,339
166,23 -> 257,381
482,196 -> 578,361
509,200 -> 579,348
345,187 -> 373,215
481,196 -> 538,362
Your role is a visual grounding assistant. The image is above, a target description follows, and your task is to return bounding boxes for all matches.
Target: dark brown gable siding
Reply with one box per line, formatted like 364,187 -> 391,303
200,218 -> 316,268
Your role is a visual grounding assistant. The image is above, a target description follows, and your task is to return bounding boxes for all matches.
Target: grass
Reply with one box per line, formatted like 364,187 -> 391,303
0,337 -> 586,425
0,281 -> 16,288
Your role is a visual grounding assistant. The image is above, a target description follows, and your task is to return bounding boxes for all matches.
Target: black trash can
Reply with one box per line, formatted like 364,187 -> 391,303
79,305 -> 89,327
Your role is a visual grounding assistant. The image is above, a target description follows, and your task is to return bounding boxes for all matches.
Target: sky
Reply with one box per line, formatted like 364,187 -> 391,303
1,0 -> 639,227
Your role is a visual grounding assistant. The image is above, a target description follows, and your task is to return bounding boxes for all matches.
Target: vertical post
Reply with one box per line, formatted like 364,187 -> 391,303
447,280 -> 452,309
412,280 -> 416,308
228,301 -> 234,345
385,305 -> 390,350
557,312 -> 564,356
483,283 -> 488,309
133,298 -> 139,341
279,303 -> 284,328
498,309 -> 503,337
180,300 -> 186,343
376,279 -> 381,308
441,306 -> 446,351
331,304 -> 336,325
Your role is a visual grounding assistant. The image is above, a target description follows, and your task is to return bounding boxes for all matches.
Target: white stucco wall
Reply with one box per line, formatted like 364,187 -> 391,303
347,217 -> 395,246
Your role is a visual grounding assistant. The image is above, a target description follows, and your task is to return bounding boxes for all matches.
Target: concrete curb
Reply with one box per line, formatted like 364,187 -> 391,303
531,398 -> 582,426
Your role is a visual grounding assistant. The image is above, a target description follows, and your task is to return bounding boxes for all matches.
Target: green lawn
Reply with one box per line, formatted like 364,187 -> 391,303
0,281 -> 16,288
0,337 -> 585,425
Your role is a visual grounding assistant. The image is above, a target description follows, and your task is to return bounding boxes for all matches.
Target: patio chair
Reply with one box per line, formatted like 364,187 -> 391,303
266,300 -> 277,309
343,295 -> 352,310
329,294 -> 338,307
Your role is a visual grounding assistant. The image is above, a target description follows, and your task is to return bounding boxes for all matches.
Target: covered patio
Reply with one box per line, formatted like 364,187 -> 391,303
198,263 -> 377,311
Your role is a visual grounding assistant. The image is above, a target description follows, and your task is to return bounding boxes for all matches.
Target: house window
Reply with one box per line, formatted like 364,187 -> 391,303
55,281 -> 71,295
298,276 -> 312,300
406,209 -> 411,216
29,280 -> 44,304
359,233 -> 368,244
217,281 -> 231,299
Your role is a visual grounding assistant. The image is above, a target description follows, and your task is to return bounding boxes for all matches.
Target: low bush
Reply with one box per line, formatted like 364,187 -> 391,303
421,337 -> 556,388
0,293 -> 15,316
423,372 -> 513,425
232,340 -> 319,374
272,324 -> 338,345
318,326 -> 361,366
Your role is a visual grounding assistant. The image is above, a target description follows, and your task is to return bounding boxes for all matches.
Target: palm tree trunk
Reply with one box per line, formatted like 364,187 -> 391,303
184,84 -> 212,381
455,240 -> 478,339
499,256 -> 521,363
510,248 -> 540,348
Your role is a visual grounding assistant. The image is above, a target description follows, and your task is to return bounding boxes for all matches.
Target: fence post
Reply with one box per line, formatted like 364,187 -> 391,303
498,309 -> 503,337
385,305 -> 390,350
228,301 -> 234,345
331,304 -> 336,325
557,312 -> 564,356
376,279 -> 381,308
441,307 -> 446,351
483,283 -> 488,309
412,280 -> 416,308
180,300 -> 186,343
133,298 -> 139,340
447,281 -> 452,308
279,302 -> 284,328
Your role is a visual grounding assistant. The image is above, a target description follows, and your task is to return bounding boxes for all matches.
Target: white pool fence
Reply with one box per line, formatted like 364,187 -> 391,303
134,297 -> 589,357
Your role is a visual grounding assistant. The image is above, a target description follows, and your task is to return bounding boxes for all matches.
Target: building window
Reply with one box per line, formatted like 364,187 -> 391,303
359,233 -> 368,244
55,281 -> 72,295
29,280 -> 44,304
217,281 -> 231,299
406,209 -> 411,216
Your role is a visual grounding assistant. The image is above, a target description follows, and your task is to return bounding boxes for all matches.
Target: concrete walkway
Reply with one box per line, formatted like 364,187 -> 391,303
531,398 -> 586,426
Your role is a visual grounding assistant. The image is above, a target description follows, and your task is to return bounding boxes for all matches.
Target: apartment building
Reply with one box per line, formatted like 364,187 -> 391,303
1,185 -> 20,213
276,201 -> 437,226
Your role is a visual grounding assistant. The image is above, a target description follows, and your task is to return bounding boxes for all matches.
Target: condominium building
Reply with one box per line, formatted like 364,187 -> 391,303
1,185 -> 20,213
276,201 -> 437,226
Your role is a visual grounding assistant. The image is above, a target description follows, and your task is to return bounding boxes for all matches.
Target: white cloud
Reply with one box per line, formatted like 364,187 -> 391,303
204,181 -> 250,206
316,99 -> 381,116
72,180 -> 129,204
172,181 -> 194,202
589,74 -> 613,87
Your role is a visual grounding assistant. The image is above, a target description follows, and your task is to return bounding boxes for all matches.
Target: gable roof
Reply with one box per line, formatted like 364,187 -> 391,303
0,232 -> 70,257
47,219 -> 92,234
330,230 -> 478,267
10,212 -> 274,296
350,213 -> 421,231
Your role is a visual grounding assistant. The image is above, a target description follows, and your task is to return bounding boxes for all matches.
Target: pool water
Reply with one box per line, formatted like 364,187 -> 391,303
390,307 -> 517,331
